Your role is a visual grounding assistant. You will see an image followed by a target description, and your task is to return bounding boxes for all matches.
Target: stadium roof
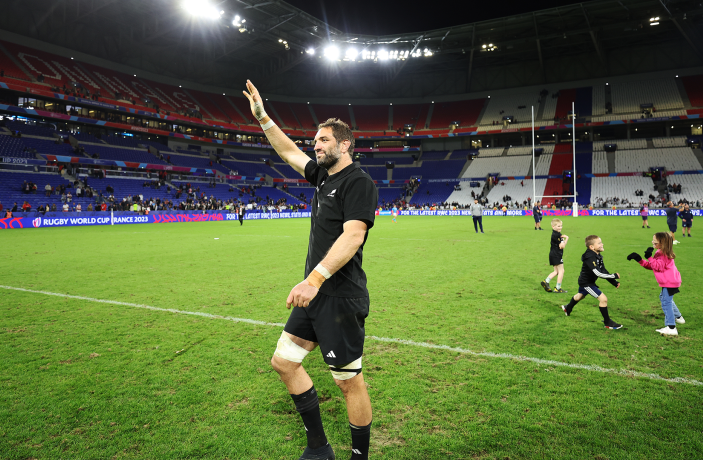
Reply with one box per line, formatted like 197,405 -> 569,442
1,0 -> 702,99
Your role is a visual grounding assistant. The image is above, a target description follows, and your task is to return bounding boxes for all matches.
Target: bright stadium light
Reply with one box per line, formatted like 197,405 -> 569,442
182,0 -> 223,19
306,48 -> 315,55
324,45 -> 340,60
346,48 -> 358,60
378,49 -> 389,60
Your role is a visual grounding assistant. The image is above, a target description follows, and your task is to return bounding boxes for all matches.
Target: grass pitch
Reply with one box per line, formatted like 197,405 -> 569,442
1,216 -> 702,459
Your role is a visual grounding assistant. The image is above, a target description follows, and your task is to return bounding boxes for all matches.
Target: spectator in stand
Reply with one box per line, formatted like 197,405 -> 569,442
22,201 -> 31,212
76,204 -> 82,212
45,183 -> 52,197
62,202 -> 69,212
101,202 -> 108,212
66,192 -> 72,203
0,201 -> 3,213
87,204 -> 93,211
51,204 -> 56,212
11,202 -> 18,213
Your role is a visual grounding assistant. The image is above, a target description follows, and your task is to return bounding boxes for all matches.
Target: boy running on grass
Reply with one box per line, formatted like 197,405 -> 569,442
541,218 -> 569,293
561,235 -> 623,330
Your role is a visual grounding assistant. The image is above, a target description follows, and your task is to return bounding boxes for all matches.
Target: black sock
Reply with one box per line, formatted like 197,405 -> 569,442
565,297 -> 579,313
290,386 -> 327,450
668,325 -> 676,329
599,307 -> 610,322
350,421 -> 372,460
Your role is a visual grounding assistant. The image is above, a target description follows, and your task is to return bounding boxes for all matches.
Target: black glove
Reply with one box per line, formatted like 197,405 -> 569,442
644,247 -> 654,259
627,252 -> 642,262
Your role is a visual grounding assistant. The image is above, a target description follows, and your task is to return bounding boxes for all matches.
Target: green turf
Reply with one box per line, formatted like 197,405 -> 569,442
1,216 -> 702,459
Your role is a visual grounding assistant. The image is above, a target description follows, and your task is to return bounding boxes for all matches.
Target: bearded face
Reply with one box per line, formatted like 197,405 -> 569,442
316,140 -> 343,169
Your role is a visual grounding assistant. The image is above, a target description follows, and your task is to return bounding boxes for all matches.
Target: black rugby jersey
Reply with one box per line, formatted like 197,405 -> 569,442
577,249 -> 619,287
550,230 -> 563,258
304,161 -> 378,298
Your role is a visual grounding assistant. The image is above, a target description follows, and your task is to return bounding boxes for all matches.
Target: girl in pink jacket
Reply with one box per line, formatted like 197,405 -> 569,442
628,232 -> 684,336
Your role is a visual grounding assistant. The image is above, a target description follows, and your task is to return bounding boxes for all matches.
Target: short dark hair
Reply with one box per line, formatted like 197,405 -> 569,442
318,118 -> 354,158
585,234 -> 599,248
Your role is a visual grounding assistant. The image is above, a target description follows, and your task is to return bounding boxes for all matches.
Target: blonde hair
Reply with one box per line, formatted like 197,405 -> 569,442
551,218 -> 562,227
654,232 -> 676,259
585,234 -> 599,248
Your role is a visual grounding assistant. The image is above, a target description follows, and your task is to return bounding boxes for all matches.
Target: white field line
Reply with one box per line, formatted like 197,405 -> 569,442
2,285 -> 701,387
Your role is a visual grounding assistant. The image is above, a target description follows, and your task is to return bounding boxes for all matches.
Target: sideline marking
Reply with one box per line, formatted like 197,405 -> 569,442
2,285 -> 701,387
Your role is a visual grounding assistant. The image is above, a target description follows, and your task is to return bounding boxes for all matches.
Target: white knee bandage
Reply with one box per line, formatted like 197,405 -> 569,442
274,332 -> 310,363
329,357 -> 363,381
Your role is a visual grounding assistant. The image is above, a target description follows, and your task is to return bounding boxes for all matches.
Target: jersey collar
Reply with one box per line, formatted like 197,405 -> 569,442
326,161 -> 358,184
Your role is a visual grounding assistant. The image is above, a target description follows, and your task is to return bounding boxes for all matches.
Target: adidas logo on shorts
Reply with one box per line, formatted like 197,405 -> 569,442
352,449 -> 362,454
326,350 -> 336,358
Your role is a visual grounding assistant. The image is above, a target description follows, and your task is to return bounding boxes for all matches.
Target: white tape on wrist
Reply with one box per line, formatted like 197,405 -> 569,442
261,119 -> 275,131
315,263 -> 332,279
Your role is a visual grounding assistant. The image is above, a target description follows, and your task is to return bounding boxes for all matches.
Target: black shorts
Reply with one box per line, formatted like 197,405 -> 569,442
641,215 -> 648,220
578,285 -> 602,298
668,223 -> 677,232
682,221 -> 692,228
534,215 -> 542,223
549,254 -> 563,266
284,293 -> 369,366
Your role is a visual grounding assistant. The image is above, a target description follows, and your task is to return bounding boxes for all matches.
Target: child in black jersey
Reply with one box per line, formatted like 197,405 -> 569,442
541,218 -> 569,293
561,234 -> 623,329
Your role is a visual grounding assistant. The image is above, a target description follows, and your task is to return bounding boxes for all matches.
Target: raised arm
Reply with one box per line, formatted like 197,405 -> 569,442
242,80 -> 311,177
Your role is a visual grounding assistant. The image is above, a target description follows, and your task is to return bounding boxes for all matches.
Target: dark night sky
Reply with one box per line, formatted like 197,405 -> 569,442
285,0 -> 597,35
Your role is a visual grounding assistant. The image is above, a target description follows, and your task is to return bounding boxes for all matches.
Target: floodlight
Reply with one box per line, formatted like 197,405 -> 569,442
482,44 -> 487,48
346,48 -> 358,60
378,49 -> 389,60
324,45 -> 340,60
182,0 -> 223,19
306,48 -> 315,55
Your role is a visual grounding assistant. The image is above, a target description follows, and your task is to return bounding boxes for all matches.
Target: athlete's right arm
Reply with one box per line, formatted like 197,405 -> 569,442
242,80 -> 311,177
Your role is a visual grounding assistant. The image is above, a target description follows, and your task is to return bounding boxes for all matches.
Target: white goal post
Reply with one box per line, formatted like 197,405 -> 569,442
531,103 -> 578,217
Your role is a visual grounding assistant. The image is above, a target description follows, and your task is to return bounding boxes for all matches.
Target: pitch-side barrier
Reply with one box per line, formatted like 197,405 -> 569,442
1,208 -> 699,230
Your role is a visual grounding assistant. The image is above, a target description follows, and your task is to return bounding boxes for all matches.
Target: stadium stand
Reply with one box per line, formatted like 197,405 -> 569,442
362,167 -> 389,181
287,186 -> 315,203
221,159 -> 283,178
476,147 -> 505,157
593,139 -> 647,151
20,137 -> 74,156
669,175 -> 703,203
592,152 -> 609,174
289,103 -> 316,130
268,101 -> 301,129
4,120 -> 58,137
534,154 -> 552,176
444,181 -> 488,206
168,153 -> 229,174
592,84 -> 606,116
479,92 -> 539,125
392,166 -> 424,180
506,146 -> 533,156
311,103 -> 348,126
377,187 -> 406,204
220,96 -> 251,124
185,89 -> 231,122
590,176 -> 657,204
1,40 -> 106,95
273,163 -> 300,178
614,147 -> 701,172
0,42 -> 31,80
71,132 -> 103,143
417,159 -> 467,179
461,155 -> 532,178
408,182 -> 455,205
681,74 -> 703,107
653,136 -> 687,148
352,105 -> 389,131
611,78 -> 683,114
420,150 -> 449,160
80,145 -> 167,164
0,171 -> 75,210
392,103 -> 430,129
486,178 -> 547,205
542,90 -> 559,121
0,134 -> 34,158
429,99 -> 485,128
358,157 -> 414,165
